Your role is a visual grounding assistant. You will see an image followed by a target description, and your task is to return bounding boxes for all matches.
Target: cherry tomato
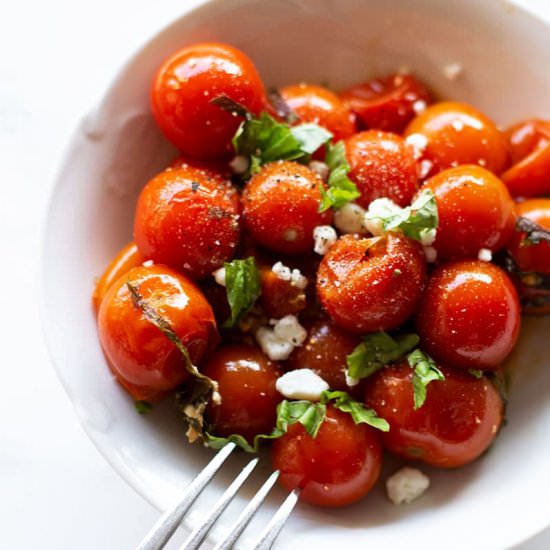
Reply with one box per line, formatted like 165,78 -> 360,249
287,320 -> 360,392
92,242 -> 144,313
272,405 -> 382,507
317,233 -> 427,333
259,265 -> 307,318
501,119 -> 550,197
203,345 -> 282,442
405,101 -> 509,176
340,73 -> 432,133
416,260 -> 520,371
364,363 -> 504,468
280,83 -> 356,141
242,161 -> 332,254
98,265 -> 218,402
345,130 -> 419,208
134,166 -> 240,280
151,42 -> 267,158
423,165 -> 516,261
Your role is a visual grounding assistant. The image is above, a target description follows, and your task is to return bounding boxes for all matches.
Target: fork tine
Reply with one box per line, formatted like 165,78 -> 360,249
179,457 -> 260,550
212,470 -> 280,550
136,442 -> 236,550
250,488 -> 300,550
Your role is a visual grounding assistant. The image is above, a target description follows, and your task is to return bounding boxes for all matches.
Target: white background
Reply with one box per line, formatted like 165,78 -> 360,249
0,1 -> 549,548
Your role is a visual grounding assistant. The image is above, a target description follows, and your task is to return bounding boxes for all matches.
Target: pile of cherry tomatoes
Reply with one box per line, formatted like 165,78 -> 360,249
94,42 -> 550,508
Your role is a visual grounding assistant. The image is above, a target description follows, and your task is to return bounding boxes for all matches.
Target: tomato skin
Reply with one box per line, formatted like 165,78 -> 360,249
344,130 -> 419,208
317,233 -> 427,333
340,73 -> 432,134
203,345 -> 282,442
501,120 -> 550,197
280,83 -> 356,141
416,260 -> 520,371
405,101 -> 509,176
98,265 -> 218,402
151,42 -> 267,159
93,242 -> 144,313
287,320 -> 361,392
134,166 -> 240,280
242,161 -> 332,254
423,165 -> 516,261
272,406 -> 382,507
364,363 -> 503,468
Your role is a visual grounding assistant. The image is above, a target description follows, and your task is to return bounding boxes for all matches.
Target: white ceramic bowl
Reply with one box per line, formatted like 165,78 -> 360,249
43,1 -> 550,548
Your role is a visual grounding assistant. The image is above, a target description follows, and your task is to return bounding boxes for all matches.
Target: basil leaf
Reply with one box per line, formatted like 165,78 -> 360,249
407,349 -> 445,410
290,124 -> 332,155
205,433 -> 256,453
134,401 -> 152,415
268,88 -> 298,124
319,141 -> 360,212
517,216 -> 550,247
223,257 -> 261,328
209,94 -> 252,120
321,390 -> 389,432
468,369 -> 483,379
346,332 -> 420,380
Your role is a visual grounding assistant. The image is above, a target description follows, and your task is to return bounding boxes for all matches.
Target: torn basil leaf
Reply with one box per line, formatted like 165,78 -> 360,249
267,88 -> 298,124
407,349 -> 445,410
223,257 -> 261,328
134,401 -> 152,415
468,369 -> 484,379
517,216 -> 550,247
209,94 -> 252,120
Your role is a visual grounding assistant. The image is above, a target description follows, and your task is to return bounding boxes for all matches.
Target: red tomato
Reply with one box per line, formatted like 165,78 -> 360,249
364,363 -> 504,468
287,320 -> 361,393
345,130 -> 419,208
272,406 -> 382,507
423,165 -> 516,261
203,345 -> 282,442
242,161 -> 332,254
92,242 -> 144,313
501,119 -> 550,197
340,73 -> 432,133
405,101 -> 509,176
151,42 -> 267,158
416,260 -> 520,371
317,233 -> 427,333
280,83 -> 356,141
98,265 -> 218,402
134,166 -> 240,280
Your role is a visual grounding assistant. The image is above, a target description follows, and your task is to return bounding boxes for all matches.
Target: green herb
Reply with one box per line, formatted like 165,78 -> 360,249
346,332 -> 420,380
223,257 -> 261,328
468,369 -> 484,379
319,141 -> 360,211
407,349 -> 445,409
267,88 -> 298,124
209,94 -> 252,120
134,401 -> 152,415
517,216 -> 550,247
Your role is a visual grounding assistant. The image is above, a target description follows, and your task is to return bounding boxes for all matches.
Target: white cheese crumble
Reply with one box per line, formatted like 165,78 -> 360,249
363,198 -> 402,236
256,315 -> 307,361
308,160 -> 329,180
275,368 -> 329,401
213,267 -> 226,287
344,370 -> 360,387
419,228 -> 437,247
442,62 -> 463,80
229,155 -> 249,175
478,248 -> 493,262
313,225 -> 338,255
271,261 -> 308,289
334,202 -> 367,234
386,467 -> 430,505
423,246 -> 438,263
405,133 -> 428,159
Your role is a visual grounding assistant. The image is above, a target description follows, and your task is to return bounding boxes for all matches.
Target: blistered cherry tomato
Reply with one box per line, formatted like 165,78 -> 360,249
364,363 -> 503,468
416,260 -> 520,371
501,119 -> 550,197
259,265 -> 307,318
317,233 -> 427,333
287,320 -> 360,392
424,165 -> 516,261
272,405 -> 382,507
242,161 -> 332,254
340,73 -> 432,133
405,101 -> 509,176
345,130 -> 419,208
98,265 -> 218,402
151,42 -> 267,158
204,345 -> 282,442
134,166 -> 240,280
280,83 -> 356,141
92,242 -> 144,313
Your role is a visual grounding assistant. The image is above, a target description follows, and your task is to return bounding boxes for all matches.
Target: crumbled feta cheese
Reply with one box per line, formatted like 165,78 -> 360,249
213,267 -> 226,287
275,368 -> 329,401
256,315 -> 308,361
344,370 -> 359,387
442,62 -> 463,80
419,228 -> 437,247
423,246 -> 437,263
478,248 -> 493,262
229,155 -> 249,175
419,159 -> 433,179
334,202 -> 367,234
290,268 -> 308,290
272,262 -> 308,289
412,100 -> 427,115
364,198 -> 402,236
308,160 -> 329,180
386,467 -> 430,505
313,225 -> 338,255
405,133 -> 428,159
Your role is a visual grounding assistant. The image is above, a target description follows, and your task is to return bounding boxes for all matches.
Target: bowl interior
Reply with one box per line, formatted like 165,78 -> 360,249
43,0 -> 550,548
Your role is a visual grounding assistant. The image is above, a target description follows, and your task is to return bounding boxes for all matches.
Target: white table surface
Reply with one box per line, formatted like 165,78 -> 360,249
1,1 -> 549,548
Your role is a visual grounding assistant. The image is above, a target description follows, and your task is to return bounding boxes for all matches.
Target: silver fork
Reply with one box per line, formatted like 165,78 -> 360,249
135,442 -> 299,550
